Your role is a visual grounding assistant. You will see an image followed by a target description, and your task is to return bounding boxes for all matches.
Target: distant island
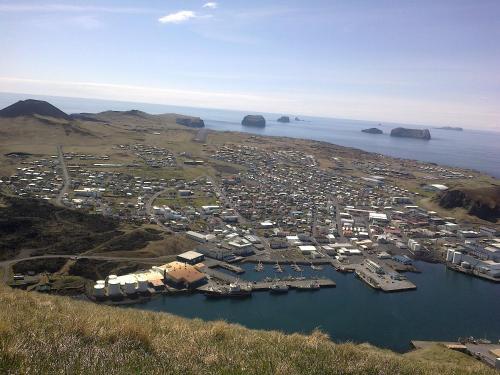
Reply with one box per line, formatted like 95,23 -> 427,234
277,116 -> 290,123
362,128 -> 383,134
242,115 -> 266,127
175,116 -> 205,128
436,126 -> 463,131
390,127 -> 431,140
295,117 -> 304,121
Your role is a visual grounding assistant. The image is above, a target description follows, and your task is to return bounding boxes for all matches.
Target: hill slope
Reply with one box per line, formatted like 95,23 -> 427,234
436,185 -> 500,222
0,99 -> 70,120
0,286 -> 494,374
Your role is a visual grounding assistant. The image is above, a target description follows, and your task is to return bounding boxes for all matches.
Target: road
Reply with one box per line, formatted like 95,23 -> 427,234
144,187 -> 172,232
55,145 -> 70,206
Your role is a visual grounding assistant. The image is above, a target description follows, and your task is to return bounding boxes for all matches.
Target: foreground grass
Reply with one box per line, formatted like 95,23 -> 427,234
0,286 -> 495,375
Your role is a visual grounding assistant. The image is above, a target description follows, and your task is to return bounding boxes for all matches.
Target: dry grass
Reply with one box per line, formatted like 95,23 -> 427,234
0,285 -> 495,375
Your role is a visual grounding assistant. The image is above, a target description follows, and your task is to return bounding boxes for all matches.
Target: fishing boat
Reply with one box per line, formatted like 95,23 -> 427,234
270,283 -> 289,294
254,261 -> 264,272
310,264 -> 323,271
291,263 -> 302,272
296,280 -> 321,291
204,282 -> 252,298
274,262 -> 283,273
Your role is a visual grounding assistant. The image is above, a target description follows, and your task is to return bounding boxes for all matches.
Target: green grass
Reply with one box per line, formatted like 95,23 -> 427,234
0,285 -> 495,374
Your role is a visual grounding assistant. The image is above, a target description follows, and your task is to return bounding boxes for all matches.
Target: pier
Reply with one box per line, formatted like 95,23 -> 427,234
351,263 -> 416,292
198,278 -> 335,293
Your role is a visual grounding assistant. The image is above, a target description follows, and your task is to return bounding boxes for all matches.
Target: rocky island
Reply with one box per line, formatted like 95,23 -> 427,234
362,128 -> 383,134
390,127 -> 431,140
175,116 -> 205,128
277,116 -> 290,123
242,115 -> 266,127
436,126 -> 463,131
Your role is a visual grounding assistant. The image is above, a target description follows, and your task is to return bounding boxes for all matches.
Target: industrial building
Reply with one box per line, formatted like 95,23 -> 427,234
177,250 -> 205,265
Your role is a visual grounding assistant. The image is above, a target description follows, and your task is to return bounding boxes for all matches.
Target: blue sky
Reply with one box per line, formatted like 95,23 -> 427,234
0,0 -> 499,129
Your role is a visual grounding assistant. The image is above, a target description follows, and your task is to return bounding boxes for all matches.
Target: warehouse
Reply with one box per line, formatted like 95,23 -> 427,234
177,250 -> 205,265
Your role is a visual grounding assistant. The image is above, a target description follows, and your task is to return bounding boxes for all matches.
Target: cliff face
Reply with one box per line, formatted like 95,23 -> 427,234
242,115 -> 266,127
0,99 -> 70,120
390,127 -> 431,140
362,128 -> 383,134
175,117 -> 205,128
437,186 -> 500,222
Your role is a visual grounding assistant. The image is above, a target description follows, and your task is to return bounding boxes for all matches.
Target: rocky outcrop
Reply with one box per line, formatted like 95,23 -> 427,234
436,186 -> 500,222
277,116 -> 290,123
0,99 -> 70,120
436,126 -> 463,131
242,115 -> 266,127
175,116 -> 205,128
362,128 -> 383,134
390,127 -> 431,140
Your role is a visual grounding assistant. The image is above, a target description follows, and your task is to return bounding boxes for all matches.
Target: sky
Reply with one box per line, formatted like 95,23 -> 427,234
0,0 -> 499,129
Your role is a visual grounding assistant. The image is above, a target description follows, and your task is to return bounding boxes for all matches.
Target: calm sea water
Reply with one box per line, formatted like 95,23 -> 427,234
1,92 -> 499,178
130,262 -> 500,352
1,92 -> 499,350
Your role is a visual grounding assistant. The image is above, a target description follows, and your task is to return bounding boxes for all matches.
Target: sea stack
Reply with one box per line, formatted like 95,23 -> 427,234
242,115 -> 266,127
362,128 -> 383,134
390,127 -> 431,140
277,116 -> 290,123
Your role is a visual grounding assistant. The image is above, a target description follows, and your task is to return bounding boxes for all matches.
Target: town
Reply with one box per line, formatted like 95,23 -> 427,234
3,136 -> 499,301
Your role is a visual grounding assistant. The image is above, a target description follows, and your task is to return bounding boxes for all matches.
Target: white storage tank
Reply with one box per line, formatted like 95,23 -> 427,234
107,279 -> 121,297
93,283 -> 106,298
446,249 -> 454,262
452,251 -> 462,265
124,280 -> 137,295
137,277 -> 149,293
96,280 -> 105,286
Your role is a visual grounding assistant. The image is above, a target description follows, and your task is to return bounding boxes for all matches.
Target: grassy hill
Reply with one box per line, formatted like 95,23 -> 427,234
0,285 -> 495,375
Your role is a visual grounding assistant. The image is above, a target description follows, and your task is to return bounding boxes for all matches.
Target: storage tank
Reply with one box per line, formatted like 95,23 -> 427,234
124,280 -> 137,295
93,283 -> 106,298
96,280 -> 105,286
446,249 -> 454,262
107,279 -> 121,297
107,274 -> 117,283
452,251 -> 462,265
137,277 -> 149,293
461,261 -> 471,269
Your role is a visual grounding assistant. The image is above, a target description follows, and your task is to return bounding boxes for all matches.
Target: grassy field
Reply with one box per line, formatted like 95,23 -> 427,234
0,285 -> 495,375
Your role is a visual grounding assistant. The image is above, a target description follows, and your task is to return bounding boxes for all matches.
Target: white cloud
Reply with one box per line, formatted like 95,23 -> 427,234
203,2 -> 218,9
158,10 -> 197,24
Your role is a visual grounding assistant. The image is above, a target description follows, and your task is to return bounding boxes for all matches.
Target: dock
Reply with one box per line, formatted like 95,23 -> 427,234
203,259 -> 245,274
351,263 -> 416,292
198,277 -> 335,293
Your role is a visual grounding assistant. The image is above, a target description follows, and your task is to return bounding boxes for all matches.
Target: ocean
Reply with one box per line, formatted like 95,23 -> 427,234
1,92 -> 499,178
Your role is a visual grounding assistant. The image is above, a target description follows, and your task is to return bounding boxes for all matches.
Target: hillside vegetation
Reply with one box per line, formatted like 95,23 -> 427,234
0,286 -> 495,375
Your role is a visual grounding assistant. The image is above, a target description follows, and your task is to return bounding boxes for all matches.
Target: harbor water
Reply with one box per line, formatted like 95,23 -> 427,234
129,262 -> 500,352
